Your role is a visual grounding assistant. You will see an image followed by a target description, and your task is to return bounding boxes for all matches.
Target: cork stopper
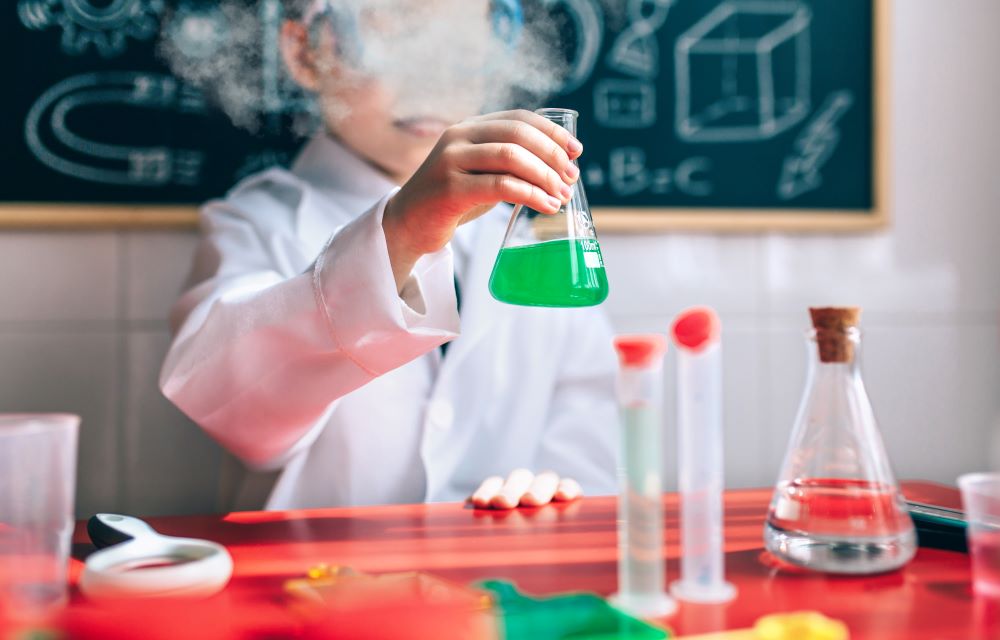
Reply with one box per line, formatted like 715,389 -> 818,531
809,307 -> 861,363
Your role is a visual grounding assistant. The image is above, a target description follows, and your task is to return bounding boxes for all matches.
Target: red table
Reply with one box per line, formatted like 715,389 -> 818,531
47,482 -> 997,639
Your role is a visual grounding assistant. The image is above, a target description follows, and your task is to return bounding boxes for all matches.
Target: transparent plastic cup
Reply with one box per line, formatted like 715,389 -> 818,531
959,473 -> 1000,598
0,414 -> 79,620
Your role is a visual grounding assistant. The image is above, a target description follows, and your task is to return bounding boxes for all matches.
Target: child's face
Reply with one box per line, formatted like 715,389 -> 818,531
287,1 -> 497,183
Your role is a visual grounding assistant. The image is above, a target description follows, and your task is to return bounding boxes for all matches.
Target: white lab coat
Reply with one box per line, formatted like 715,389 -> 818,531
160,133 -> 620,510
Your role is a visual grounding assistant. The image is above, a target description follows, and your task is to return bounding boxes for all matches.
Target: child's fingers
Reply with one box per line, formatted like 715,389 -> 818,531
455,143 -> 570,204
553,478 -> 583,502
470,476 -> 504,508
463,174 -> 562,215
461,120 -> 577,185
490,468 -> 535,510
519,471 -> 560,507
472,109 -> 583,160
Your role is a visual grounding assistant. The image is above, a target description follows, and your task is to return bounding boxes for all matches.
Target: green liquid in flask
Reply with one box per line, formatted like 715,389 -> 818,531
489,238 -> 609,307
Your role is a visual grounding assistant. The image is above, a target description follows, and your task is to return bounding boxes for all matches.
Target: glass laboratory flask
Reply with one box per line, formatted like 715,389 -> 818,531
488,108 -> 608,307
764,307 -> 916,574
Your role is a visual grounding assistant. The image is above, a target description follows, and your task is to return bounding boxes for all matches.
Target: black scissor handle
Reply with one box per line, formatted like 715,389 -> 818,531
87,513 -> 153,549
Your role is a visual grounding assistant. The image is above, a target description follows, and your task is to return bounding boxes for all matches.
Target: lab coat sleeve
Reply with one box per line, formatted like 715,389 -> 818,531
160,189 -> 460,469
533,311 -> 620,496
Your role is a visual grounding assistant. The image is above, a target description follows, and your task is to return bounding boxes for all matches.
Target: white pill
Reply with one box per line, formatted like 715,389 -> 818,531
491,469 -> 535,509
470,476 -> 504,507
521,471 -> 560,506
554,478 -> 582,502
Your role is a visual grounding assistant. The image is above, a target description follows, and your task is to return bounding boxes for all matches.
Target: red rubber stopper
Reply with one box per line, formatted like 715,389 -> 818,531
671,307 -> 720,352
612,334 -> 668,368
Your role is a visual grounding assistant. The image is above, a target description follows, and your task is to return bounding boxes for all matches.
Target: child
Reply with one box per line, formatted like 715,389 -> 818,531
160,0 -> 619,510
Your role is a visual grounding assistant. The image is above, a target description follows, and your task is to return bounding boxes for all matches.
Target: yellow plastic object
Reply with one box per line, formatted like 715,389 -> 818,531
680,612 -> 848,640
284,565 -> 497,639
754,612 -> 848,640
285,564 -> 491,611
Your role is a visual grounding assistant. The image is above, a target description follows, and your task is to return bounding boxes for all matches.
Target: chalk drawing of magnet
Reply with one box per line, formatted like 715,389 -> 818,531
25,72 -> 207,187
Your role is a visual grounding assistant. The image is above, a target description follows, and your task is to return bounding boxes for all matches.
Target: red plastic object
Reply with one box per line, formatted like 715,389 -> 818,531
5,482 -> 987,640
671,307 -> 720,352
613,334 -> 668,368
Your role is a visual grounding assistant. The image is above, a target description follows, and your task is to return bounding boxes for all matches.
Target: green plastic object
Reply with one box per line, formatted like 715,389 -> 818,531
489,238 -> 609,308
477,580 -> 670,640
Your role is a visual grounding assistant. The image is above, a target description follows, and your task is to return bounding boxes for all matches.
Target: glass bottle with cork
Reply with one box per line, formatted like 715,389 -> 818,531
764,307 -> 917,574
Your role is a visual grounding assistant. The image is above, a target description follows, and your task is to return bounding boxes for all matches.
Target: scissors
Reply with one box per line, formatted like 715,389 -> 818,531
80,514 -> 233,599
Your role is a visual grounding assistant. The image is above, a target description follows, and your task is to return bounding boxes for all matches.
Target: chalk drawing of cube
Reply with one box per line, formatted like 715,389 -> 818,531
675,1 -> 811,143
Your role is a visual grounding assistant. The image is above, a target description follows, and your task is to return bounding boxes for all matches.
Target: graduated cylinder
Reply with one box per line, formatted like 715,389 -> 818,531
670,307 -> 736,603
610,335 -> 676,618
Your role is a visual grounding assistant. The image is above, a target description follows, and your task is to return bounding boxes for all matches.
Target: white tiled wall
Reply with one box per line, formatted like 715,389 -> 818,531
0,0 -> 997,516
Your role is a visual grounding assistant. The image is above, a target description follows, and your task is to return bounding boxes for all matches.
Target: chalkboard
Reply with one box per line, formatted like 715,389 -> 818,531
542,0 -> 887,230
1,0 -> 886,230
2,0 -> 305,227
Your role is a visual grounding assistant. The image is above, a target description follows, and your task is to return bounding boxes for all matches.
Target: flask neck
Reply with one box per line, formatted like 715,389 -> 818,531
806,361 -> 863,404
536,108 -> 578,137
803,328 -> 865,401
808,351 -> 861,379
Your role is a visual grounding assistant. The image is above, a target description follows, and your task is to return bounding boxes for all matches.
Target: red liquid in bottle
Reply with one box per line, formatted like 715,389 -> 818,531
764,478 -> 917,573
767,478 -> 913,537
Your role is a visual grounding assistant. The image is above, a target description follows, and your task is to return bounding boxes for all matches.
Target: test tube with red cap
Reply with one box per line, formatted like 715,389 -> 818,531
611,334 -> 677,618
669,307 -> 736,603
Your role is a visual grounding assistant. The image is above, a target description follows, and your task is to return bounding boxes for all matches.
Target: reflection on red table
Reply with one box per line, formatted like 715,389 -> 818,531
7,481 -> 995,639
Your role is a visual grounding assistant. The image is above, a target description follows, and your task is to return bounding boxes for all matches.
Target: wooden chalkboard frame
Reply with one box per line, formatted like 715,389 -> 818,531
0,0 -> 887,232
594,0 -> 890,233
0,204 -> 199,228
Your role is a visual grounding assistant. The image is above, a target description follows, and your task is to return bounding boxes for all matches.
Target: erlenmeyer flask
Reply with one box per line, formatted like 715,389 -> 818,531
488,108 -> 608,308
764,307 -> 916,574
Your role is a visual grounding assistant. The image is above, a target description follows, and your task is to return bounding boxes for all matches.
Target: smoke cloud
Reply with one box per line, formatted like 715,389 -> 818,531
159,0 -> 570,135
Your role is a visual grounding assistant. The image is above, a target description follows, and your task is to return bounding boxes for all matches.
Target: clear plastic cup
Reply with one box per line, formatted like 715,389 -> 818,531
959,473 -> 1000,598
0,414 -> 79,620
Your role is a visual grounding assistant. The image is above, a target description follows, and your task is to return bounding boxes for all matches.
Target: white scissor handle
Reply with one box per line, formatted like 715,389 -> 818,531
81,514 -> 233,599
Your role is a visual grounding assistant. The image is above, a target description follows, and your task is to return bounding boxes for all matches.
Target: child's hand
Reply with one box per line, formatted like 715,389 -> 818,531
468,469 -> 583,509
382,110 -> 582,290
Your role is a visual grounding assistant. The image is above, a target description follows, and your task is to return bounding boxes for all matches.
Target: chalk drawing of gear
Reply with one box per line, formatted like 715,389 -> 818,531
25,72 -> 207,187
18,0 -> 165,58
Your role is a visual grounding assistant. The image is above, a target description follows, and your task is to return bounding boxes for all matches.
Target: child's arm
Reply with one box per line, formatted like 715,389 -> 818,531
160,183 -> 460,470
161,112 -> 581,471
382,109 -> 582,291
